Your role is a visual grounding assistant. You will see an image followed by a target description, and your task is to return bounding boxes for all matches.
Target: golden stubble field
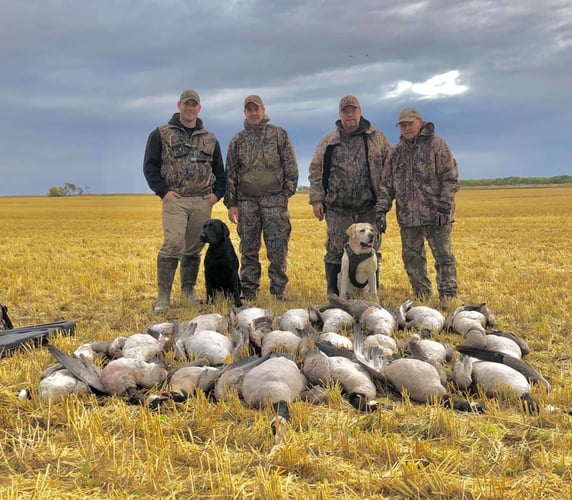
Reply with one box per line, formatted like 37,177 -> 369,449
0,187 -> 571,499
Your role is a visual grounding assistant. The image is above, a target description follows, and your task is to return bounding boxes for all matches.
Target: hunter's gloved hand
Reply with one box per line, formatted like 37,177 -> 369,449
375,212 -> 387,234
436,205 -> 451,226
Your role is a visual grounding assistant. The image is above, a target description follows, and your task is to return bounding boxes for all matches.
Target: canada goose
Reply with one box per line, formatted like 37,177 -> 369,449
327,294 -> 398,336
301,333 -> 378,411
452,354 -> 538,412
172,314 -> 229,361
248,316 -> 274,353
400,300 -> 446,336
38,365 -> 92,402
214,354 -> 272,402
352,325 -> 481,412
73,340 -> 112,362
456,345 -> 550,391
184,326 -> 244,365
241,355 -> 308,443
165,360 -> 221,401
404,338 -> 449,386
404,334 -> 453,364
179,313 -> 229,333
488,330 -> 530,356
261,329 -> 302,357
445,303 -> 496,335
47,345 -> 167,406
121,333 -> 166,361
107,336 -> 128,359
233,306 -> 274,333
146,321 -> 175,339
318,306 -> 354,334
464,326 -> 523,359
363,333 -> 397,354
276,307 -> 320,333
318,331 -> 353,351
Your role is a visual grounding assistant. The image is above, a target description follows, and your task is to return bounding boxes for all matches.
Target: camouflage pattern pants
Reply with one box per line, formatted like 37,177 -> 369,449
324,206 -> 380,265
237,194 -> 291,295
400,223 -> 458,298
159,196 -> 212,259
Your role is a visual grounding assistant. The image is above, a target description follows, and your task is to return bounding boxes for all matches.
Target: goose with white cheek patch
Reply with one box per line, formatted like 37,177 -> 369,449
233,306 -> 274,333
404,334 -> 453,365
164,359 -> 221,402
445,303 -> 496,336
73,340 -> 112,362
353,324 -> 482,412
317,306 -> 355,334
182,322 -> 246,365
318,331 -> 353,351
456,345 -> 551,392
452,353 -> 541,413
400,299 -> 446,337
121,332 -> 167,361
463,326 -> 523,359
47,345 -> 167,407
363,333 -> 397,354
38,364 -> 92,402
276,307 -> 320,333
214,354 -> 272,402
241,355 -> 307,443
172,313 -> 230,361
260,329 -> 302,357
99,357 -> 168,404
300,331 -> 378,412
327,294 -> 401,337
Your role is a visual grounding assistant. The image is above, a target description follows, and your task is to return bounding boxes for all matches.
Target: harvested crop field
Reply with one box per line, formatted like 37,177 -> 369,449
1,186 -> 571,499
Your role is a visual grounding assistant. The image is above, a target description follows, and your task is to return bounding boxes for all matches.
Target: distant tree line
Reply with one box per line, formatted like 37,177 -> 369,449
459,175 -> 572,187
297,175 -> 571,192
48,183 -> 90,197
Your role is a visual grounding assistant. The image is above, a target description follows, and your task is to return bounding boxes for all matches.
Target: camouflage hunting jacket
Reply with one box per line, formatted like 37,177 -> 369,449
308,117 -> 392,213
376,122 -> 459,227
224,116 -> 298,207
143,114 -> 225,199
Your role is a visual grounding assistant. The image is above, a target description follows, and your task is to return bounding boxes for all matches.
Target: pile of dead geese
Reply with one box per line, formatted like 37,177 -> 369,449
28,295 -> 553,440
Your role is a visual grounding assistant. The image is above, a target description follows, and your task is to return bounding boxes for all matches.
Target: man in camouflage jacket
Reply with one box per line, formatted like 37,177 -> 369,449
308,95 -> 392,296
224,95 -> 298,301
376,108 -> 459,306
144,89 -> 225,312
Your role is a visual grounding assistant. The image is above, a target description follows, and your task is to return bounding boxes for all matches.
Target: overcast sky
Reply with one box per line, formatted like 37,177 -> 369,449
1,0 -> 570,196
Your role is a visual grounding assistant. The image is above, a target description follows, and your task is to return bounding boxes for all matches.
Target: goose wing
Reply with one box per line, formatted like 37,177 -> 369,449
488,330 -> 530,356
47,344 -> 106,394
456,345 -> 550,390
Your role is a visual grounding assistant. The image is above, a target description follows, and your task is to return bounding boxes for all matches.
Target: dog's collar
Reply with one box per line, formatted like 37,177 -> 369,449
344,243 -> 372,289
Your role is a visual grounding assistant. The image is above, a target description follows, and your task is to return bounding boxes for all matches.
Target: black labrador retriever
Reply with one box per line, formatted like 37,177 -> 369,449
199,219 -> 242,307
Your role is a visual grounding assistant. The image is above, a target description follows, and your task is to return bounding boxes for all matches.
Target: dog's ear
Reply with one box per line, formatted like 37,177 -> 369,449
346,224 -> 356,239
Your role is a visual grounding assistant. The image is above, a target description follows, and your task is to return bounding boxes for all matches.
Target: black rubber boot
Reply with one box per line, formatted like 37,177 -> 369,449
180,255 -> 201,303
155,256 -> 178,313
325,262 -> 341,296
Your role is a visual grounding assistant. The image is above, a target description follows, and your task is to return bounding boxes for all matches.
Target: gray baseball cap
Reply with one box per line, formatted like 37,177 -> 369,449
179,89 -> 200,104
339,95 -> 360,110
396,108 -> 422,125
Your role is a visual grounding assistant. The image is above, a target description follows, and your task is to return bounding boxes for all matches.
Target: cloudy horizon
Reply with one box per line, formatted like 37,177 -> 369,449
1,0 -> 570,196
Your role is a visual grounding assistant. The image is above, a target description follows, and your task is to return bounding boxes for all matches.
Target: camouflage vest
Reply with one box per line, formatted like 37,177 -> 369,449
158,124 -> 217,197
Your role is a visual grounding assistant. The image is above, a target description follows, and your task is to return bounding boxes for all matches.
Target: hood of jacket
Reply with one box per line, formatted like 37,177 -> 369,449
335,116 -> 372,136
168,113 -> 204,130
243,114 -> 270,131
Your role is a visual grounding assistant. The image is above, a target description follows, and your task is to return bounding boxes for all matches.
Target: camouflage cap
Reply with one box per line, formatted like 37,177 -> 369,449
396,107 -> 422,125
179,89 -> 200,104
339,95 -> 360,110
244,95 -> 264,107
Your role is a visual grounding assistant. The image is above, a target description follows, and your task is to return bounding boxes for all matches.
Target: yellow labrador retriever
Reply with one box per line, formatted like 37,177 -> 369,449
339,223 -> 379,301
